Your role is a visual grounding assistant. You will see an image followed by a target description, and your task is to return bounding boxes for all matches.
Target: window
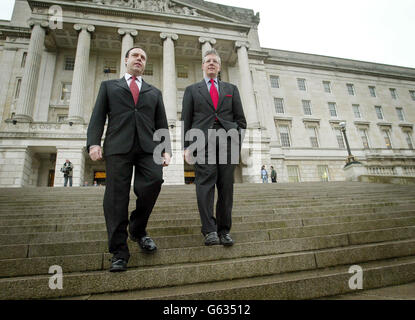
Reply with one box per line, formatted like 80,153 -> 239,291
382,129 -> 392,149
410,90 -> 415,101
64,57 -> 75,71
405,132 -> 414,149
143,63 -> 153,76
396,108 -> 405,121
307,127 -> 319,148
328,102 -> 337,117
274,98 -> 285,114
346,83 -> 355,96
369,86 -> 377,97
302,100 -> 312,115
287,166 -> 300,183
317,166 -> 329,182
375,106 -> 384,120
14,78 -> 22,99
390,88 -> 398,99
21,52 -> 27,68
60,83 -> 72,103
279,125 -> 291,147
177,64 -> 189,78
103,59 -> 117,74
352,104 -> 361,118
323,81 -> 331,93
297,78 -> 306,91
335,128 -> 345,149
359,128 -> 370,149
270,76 -> 280,88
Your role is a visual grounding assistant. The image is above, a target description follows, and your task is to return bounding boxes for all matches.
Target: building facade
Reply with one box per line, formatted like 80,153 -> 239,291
0,0 -> 414,187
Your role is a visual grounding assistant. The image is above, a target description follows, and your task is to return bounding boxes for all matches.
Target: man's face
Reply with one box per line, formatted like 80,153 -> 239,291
202,54 -> 221,79
125,48 -> 147,76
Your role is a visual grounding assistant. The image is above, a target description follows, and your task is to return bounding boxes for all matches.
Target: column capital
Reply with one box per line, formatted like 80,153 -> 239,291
74,24 -> 95,33
198,37 -> 216,46
27,19 -> 49,29
235,41 -> 250,50
160,33 -> 179,41
117,29 -> 138,37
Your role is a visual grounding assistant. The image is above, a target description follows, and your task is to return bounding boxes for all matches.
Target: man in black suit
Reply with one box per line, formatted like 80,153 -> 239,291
87,47 -> 171,272
181,49 -> 247,246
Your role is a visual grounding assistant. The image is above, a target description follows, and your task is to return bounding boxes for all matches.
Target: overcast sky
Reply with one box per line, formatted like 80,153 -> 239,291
1,0 -> 414,68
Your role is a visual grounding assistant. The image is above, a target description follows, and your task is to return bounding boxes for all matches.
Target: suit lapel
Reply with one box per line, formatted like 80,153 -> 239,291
216,81 -> 226,111
198,80 -> 215,111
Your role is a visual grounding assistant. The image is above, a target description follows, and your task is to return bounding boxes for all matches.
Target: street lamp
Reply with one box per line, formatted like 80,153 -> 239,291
339,121 -> 361,167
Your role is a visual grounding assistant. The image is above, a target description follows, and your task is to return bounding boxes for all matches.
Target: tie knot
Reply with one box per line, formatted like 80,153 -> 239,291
131,76 -> 137,81
210,79 -> 215,84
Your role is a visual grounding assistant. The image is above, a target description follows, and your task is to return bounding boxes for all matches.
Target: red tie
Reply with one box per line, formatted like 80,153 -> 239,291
130,76 -> 140,105
210,79 -> 219,110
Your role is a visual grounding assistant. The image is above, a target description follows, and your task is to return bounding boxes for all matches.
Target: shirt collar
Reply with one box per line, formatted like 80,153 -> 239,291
205,77 -> 218,85
125,73 -> 142,83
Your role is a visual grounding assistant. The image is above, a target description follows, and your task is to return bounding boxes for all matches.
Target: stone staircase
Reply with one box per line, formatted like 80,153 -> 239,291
0,182 -> 415,300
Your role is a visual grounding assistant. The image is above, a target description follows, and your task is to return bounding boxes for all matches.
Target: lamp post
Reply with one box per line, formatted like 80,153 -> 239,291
339,122 -> 361,167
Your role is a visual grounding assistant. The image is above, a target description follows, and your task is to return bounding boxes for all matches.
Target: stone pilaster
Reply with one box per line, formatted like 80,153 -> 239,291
160,33 -> 179,127
235,41 -> 260,129
67,24 -> 95,125
118,29 -> 138,77
198,37 -> 216,58
13,20 -> 48,123
0,48 -> 17,124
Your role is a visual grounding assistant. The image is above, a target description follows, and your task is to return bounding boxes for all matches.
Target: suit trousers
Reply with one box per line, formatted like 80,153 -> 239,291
194,124 -> 236,236
103,134 -> 164,262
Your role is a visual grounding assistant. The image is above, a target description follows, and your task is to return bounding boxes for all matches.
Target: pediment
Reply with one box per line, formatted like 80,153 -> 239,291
77,0 -> 240,23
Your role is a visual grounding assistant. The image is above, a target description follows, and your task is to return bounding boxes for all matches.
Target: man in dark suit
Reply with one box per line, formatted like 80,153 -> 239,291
181,49 -> 246,247
87,47 -> 171,272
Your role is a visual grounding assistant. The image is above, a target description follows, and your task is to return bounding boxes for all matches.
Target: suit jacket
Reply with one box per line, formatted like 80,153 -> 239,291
87,77 -> 171,157
181,80 -> 247,149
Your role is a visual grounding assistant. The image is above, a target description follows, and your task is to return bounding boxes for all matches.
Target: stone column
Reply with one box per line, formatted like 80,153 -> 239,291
118,29 -> 138,77
235,41 -> 260,128
67,24 -> 95,125
160,32 -> 178,127
13,20 -> 48,123
198,37 -> 216,58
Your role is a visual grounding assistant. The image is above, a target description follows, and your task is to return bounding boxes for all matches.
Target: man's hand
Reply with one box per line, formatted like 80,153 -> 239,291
89,146 -> 103,161
162,153 -> 171,167
183,149 -> 192,164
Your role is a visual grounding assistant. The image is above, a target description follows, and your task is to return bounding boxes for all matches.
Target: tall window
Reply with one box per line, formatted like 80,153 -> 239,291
143,63 -> 154,76
270,76 -> 280,88
346,83 -> 355,96
405,132 -> 414,149
103,59 -> 117,74
375,106 -> 384,120
60,83 -> 72,103
279,125 -> 291,147
369,86 -> 376,97
14,78 -> 22,99
64,56 -> 75,71
297,78 -> 307,91
382,129 -> 392,149
359,128 -> 370,149
410,90 -> 415,101
317,166 -> 330,182
307,127 -> 319,148
390,88 -> 398,99
396,108 -> 405,121
328,102 -> 337,117
21,52 -> 27,68
302,100 -> 312,115
335,128 -> 345,149
274,98 -> 285,114
323,81 -> 331,93
352,104 -> 361,118
287,166 -> 300,183
177,64 -> 189,78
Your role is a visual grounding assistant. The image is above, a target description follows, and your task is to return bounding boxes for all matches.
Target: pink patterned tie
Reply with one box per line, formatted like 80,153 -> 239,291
210,79 -> 219,110
130,76 -> 140,105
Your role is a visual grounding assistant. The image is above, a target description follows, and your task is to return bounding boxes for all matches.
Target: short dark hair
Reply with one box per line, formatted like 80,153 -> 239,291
125,47 -> 147,59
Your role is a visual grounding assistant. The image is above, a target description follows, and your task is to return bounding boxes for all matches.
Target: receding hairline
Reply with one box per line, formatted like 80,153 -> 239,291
125,47 -> 147,59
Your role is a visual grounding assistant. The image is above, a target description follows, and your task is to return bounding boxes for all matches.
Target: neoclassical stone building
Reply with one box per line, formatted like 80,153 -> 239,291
0,0 -> 414,187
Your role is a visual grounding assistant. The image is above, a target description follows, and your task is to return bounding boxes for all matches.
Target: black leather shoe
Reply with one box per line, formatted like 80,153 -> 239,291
138,236 -> 157,253
204,232 -> 220,246
109,258 -> 127,272
219,234 -> 234,246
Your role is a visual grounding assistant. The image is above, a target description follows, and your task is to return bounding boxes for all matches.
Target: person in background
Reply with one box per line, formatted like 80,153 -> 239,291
61,159 -> 73,187
271,166 -> 277,183
261,165 -> 268,183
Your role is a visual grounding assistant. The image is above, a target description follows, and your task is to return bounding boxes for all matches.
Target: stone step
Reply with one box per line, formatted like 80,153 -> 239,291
1,239 -> 414,300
